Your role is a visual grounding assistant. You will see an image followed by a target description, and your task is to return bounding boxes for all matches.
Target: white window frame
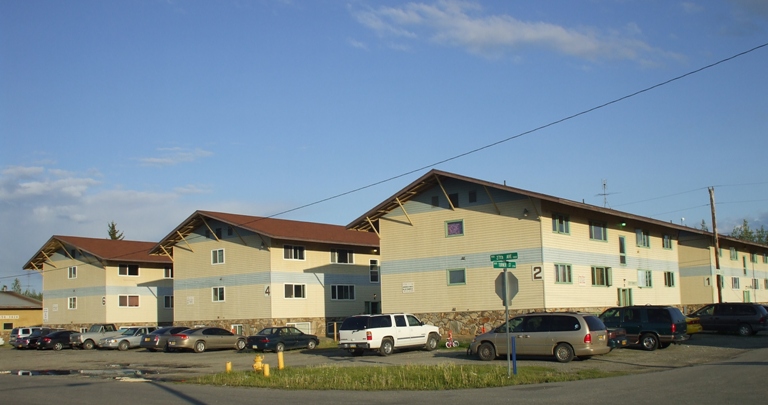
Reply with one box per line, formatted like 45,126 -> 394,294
68,296 -> 77,310
369,260 -> 380,283
331,284 -> 356,300
284,245 -> 305,261
212,286 -> 225,302
212,249 -> 225,265
68,266 -> 77,279
163,266 -> 174,279
331,248 -> 354,264
118,264 -> 139,277
163,295 -> 174,309
638,270 -> 653,288
118,295 -> 140,308
284,283 -> 306,299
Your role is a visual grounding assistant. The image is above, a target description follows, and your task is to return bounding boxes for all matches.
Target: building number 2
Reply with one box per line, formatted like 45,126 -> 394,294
532,266 -> 543,281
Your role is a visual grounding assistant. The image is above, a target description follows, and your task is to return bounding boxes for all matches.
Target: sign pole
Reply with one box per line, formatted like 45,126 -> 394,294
504,267 -> 511,378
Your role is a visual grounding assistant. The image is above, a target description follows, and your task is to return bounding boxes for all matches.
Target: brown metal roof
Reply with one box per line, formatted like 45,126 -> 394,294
345,169 -> 768,250
150,210 -> 379,256
24,235 -> 172,271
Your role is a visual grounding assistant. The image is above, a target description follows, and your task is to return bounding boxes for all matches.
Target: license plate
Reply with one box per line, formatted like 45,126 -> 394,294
144,338 -> 150,342
598,335 -> 605,341
169,341 -> 176,346
622,341 -> 627,346
252,345 -> 259,349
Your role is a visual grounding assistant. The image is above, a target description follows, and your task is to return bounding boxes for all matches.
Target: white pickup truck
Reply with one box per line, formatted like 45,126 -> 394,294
338,313 -> 441,356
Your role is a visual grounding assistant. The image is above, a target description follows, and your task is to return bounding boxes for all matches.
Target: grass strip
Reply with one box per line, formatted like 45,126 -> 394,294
191,363 -> 622,390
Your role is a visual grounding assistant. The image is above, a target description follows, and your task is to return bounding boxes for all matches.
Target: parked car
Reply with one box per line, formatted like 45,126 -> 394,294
38,330 -> 78,351
689,303 -> 768,336
166,327 -> 246,353
97,326 -> 157,351
599,306 -> 688,351
140,326 -> 189,352
468,312 -> 611,363
338,313 -> 441,356
69,323 -> 121,350
686,316 -> 703,335
606,328 -> 628,349
9,327 -> 42,347
247,327 -> 320,352
14,327 -> 60,349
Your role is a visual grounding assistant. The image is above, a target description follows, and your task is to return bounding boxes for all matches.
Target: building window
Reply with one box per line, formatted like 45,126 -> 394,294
732,277 -> 740,289
369,260 -> 380,283
118,264 -> 139,276
164,266 -> 174,279
750,253 -> 757,263
284,245 -> 305,260
285,284 -> 306,299
619,236 -> 627,265
663,235 -> 673,250
118,295 -> 140,307
552,214 -> 570,234
743,256 -> 747,275
68,297 -> 77,310
163,295 -> 174,309
752,279 -> 759,290
635,229 -> 650,248
664,271 -> 675,287
231,324 -> 244,335
591,266 -> 612,286
431,196 -> 439,207
589,221 -> 607,241
447,268 -> 466,285
212,286 -> 225,302
331,285 -> 355,300
555,264 -> 572,284
729,247 -> 737,261
445,220 -> 464,237
211,249 -> 225,265
764,279 -> 768,289
763,254 -> 768,264
227,226 -> 234,236
68,266 -> 77,279
638,270 -> 653,288
469,190 -> 477,203
448,193 -> 459,208
3,323 -> 12,330
331,249 -> 354,264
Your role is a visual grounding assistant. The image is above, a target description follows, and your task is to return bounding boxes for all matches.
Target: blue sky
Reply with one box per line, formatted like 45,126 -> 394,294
2,0 -> 767,292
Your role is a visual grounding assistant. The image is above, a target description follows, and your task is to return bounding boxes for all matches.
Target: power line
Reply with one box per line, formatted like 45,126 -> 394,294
8,43 -> 768,284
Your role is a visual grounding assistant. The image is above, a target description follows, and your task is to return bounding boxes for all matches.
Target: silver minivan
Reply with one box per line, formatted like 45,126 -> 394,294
9,327 -> 41,347
469,313 -> 611,363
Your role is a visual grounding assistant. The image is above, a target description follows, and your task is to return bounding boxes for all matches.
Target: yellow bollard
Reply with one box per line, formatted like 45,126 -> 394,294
225,361 -> 232,373
263,363 -> 270,377
252,354 -> 264,372
277,351 -> 285,370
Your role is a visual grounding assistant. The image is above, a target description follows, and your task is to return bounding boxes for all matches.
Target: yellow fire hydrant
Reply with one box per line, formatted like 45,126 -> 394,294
252,354 -> 264,372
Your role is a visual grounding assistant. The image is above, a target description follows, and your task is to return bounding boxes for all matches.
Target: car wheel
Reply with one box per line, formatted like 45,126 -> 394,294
425,333 -> 439,351
640,333 -> 659,351
118,340 -> 129,351
737,324 -> 753,336
307,340 -> 317,350
53,342 -> 63,351
554,343 -> 575,363
379,338 -> 394,356
275,342 -> 285,353
83,340 -> 95,350
236,339 -> 246,351
194,340 -> 206,353
477,342 -> 496,361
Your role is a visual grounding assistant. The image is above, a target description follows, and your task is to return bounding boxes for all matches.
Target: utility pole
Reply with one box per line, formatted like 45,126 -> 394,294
709,187 -> 722,303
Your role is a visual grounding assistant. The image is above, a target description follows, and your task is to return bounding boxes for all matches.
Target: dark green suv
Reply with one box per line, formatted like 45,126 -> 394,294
599,306 -> 688,351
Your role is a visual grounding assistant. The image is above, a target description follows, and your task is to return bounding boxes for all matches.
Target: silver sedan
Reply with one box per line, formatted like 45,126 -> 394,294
166,327 -> 246,353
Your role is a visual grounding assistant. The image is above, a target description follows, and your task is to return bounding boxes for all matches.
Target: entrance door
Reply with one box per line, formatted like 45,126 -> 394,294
743,290 -> 751,303
618,288 -> 633,306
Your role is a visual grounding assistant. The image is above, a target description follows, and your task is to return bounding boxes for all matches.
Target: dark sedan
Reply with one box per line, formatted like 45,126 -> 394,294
247,327 -> 319,352
140,326 -> 189,352
15,327 -> 59,349
38,330 -> 78,351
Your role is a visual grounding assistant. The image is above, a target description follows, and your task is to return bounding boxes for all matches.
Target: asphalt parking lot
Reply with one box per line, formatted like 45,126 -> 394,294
1,331 -> 765,381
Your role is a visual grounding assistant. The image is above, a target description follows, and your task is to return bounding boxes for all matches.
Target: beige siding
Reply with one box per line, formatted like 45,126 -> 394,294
678,235 -> 717,305
41,255 -> 107,325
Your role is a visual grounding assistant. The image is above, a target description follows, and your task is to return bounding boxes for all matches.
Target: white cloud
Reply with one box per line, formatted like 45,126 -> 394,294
138,147 -> 213,167
347,38 -> 369,50
351,0 -> 678,64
